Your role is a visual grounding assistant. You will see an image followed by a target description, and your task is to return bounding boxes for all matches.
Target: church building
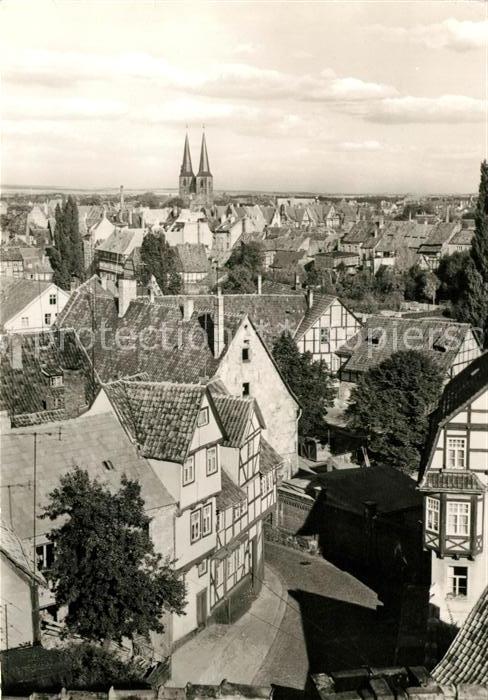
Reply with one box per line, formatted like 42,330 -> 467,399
179,130 -> 213,207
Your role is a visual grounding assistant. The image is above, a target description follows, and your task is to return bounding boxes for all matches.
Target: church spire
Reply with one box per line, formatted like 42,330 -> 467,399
180,131 -> 194,177
198,129 -> 211,175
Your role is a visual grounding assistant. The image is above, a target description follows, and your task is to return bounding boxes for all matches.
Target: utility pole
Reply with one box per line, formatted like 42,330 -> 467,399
33,432 -> 37,569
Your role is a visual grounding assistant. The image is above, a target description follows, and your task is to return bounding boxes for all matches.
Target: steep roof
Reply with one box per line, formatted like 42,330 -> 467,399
432,585 -> 488,684
339,316 -> 477,376
180,132 -> 194,177
375,221 -> 433,253
216,469 -> 246,510
450,228 -> 473,246
0,278 -> 54,327
422,222 -> 460,246
175,243 -> 210,273
270,250 -> 306,270
342,222 -> 377,244
103,379 -> 209,462
0,520 -> 45,584
211,394 -> 263,448
294,294 -> 338,340
418,353 -> 488,481
197,131 -> 211,176
1,412 -> 175,541
97,228 -> 144,256
259,436 -> 283,474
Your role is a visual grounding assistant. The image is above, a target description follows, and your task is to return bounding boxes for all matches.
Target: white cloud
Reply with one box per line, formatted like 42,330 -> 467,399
2,94 -> 128,121
369,18 -> 488,51
364,94 -> 486,124
232,43 -> 258,56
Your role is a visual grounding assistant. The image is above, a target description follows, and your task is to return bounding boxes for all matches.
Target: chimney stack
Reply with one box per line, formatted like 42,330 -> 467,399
120,185 -> 124,209
257,274 -> 262,295
214,288 -> 225,358
445,205 -> 450,224
294,272 -> 300,289
183,298 -> 194,321
307,287 -> 314,309
118,277 -> 137,317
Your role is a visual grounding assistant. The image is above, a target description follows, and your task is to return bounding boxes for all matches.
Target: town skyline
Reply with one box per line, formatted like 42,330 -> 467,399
1,0 -> 487,194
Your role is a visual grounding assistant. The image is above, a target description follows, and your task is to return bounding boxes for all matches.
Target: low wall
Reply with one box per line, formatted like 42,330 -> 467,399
263,523 -> 319,555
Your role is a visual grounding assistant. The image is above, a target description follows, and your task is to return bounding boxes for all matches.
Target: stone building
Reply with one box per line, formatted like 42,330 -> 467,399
179,131 -> 213,208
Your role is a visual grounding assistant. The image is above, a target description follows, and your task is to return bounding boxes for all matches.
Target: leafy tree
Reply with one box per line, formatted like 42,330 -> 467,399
139,232 -> 182,294
436,251 -> 471,302
48,198 -> 84,289
455,161 -> 488,345
165,197 -> 185,209
222,241 -> 265,293
374,266 -> 405,297
346,350 -> 443,474
61,643 -> 145,689
273,332 -> 336,439
138,192 -> 161,209
42,468 -> 186,644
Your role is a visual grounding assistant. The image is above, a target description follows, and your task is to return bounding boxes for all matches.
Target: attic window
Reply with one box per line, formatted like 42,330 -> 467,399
242,382 -> 250,397
242,347 -> 250,362
369,329 -> 383,347
102,460 -> 114,471
432,335 -> 447,353
197,407 -> 209,427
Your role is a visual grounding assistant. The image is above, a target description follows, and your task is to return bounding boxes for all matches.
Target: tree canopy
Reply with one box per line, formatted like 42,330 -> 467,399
139,232 -> 182,294
455,160 -> 488,346
272,331 -> 336,439
222,241 -> 264,293
47,196 -> 84,290
346,350 -> 443,474
42,468 -> 186,643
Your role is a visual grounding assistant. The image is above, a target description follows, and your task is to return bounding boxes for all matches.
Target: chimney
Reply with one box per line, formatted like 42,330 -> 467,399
307,288 -> 314,309
445,205 -> 450,224
100,275 -> 108,290
257,274 -> 262,295
120,185 -> 124,209
183,298 -> 194,321
294,272 -> 300,289
214,288 -> 225,358
118,277 -> 137,317
128,209 -> 133,227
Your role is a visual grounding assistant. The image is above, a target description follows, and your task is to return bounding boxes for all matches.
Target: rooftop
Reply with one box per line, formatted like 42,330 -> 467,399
0,278 -> 53,327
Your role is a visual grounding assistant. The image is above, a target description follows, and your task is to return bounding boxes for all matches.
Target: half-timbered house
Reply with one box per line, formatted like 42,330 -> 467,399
418,353 -> 488,626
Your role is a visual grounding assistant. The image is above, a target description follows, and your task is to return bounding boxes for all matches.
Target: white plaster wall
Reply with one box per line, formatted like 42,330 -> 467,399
0,555 -> 34,650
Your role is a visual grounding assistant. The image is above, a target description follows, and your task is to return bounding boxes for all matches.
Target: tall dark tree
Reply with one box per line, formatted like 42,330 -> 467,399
273,332 -> 336,439
139,232 -> 182,294
42,468 -> 186,644
346,350 -> 443,474
436,251 -> 471,303
64,196 -> 84,280
222,241 -> 264,293
455,161 -> 488,346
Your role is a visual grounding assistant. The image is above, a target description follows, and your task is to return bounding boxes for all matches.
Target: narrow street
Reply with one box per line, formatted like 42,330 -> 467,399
253,543 -> 395,690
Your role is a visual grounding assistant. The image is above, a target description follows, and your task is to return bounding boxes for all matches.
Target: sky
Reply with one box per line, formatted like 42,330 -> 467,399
1,0 -> 487,194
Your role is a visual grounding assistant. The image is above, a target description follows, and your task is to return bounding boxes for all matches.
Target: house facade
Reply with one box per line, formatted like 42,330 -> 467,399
419,353 -> 488,627
0,279 -> 70,334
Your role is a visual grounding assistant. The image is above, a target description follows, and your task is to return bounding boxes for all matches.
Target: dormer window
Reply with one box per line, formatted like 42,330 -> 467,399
102,460 -> 114,471
369,329 -> 383,347
49,375 -> 63,388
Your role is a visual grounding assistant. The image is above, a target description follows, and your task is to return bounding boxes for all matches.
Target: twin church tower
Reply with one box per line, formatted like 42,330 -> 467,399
178,130 -> 213,207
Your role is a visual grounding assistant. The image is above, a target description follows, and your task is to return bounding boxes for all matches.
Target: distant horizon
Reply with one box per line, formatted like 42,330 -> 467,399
0,183 -> 478,199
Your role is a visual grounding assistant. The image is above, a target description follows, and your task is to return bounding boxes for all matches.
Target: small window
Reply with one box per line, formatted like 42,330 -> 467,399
447,437 -> 466,470
197,407 -> 209,427
198,559 -> 208,577
190,509 -> 201,543
426,497 -> 440,533
49,294 -> 57,305
183,455 -> 195,485
320,328 -> 330,344
449,566 -> 468,597
242,347 -> 250,362
202,503 -> 212,536
49,375 -> 63,388
102,460 -> 114,471
44,313 -> 51,325
41,400 -> 47,410
206,446 -> 218,476
36,542 -> 55,571
21,317 -> 29,328
369,329 -> 383,346
242,382 -> 250,397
